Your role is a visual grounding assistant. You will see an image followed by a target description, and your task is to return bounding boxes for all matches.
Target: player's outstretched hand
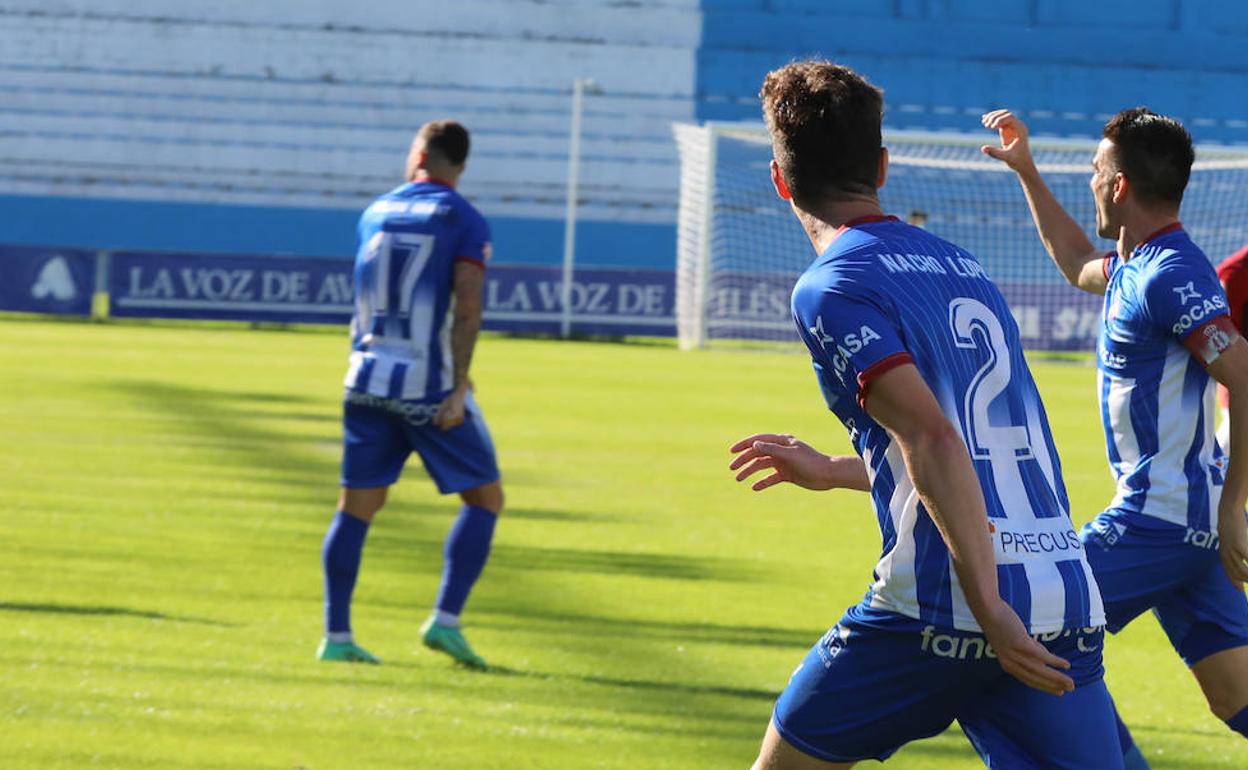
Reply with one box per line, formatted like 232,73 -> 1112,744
979,599 -> 1075,696
728,434 -> 836,491
980,110 -> 1036,174
1216,508 -> 1248,587
433,387 -> 468,431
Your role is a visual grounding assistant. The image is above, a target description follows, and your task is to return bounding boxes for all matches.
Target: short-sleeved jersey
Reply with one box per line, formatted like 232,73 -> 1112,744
792,215 -> 1104,635
344,179 -> 490,401
1215,245 -> 1248,408
1098,224 -> 1228,530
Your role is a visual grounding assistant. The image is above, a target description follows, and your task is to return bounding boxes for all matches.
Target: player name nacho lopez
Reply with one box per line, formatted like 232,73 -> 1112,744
344,389 -> 443,427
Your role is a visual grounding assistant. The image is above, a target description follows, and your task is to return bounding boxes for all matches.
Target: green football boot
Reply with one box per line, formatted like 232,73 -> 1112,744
420,618 -> 488,669
316,638 -> 381,664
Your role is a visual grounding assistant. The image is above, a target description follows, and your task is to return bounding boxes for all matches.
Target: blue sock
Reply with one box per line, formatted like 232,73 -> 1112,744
434,505 -> 497,620
1115,702 -> 1151,769
1227,704 -> 1248,738
322,511 -> 370,635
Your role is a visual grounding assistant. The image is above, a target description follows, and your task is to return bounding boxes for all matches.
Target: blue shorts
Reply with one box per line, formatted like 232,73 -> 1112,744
340,389 -> 500,494
773,604 -> 1121,768
1082,513 -> 1248,665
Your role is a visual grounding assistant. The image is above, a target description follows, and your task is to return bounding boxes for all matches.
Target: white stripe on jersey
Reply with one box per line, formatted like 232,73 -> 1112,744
868,441 -> 920,618
343,349 -> 410,399
946,567 -> 975,633
346,307 -> 453,401
1021,561 -> 1068,632
1080,556 -> 1106,625
345,350 -> 365,387
1150,345 -> 1200,522
867,408 -> 1103,633
438,299 -> 455,395
1106,345 -> 1210,526
1025,397 -> 1063,508
1105,371 -> 1141,485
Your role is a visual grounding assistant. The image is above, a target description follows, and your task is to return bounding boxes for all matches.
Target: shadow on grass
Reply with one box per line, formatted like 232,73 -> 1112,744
367,536 -> 765,583
472,607 -> 818,650
106,379 -> 339,495
0,601 -> 232,627
1131,722 -> 1239,739
489,665 -> 775,703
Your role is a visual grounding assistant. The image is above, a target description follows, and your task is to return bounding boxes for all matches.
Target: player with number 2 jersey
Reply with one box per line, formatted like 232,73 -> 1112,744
731,61 -> 1120,769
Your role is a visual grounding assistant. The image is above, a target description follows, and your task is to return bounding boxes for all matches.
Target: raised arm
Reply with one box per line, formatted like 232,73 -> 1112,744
980,110 -> 1109,295
864,363 -> 1074,695
433,261 -> 485,430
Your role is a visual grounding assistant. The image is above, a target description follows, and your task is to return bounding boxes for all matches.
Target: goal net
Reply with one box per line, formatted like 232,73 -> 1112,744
673,122 -> 1248,351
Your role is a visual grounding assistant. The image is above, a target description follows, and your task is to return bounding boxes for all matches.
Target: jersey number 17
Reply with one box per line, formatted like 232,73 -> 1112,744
364,231 -> 436,341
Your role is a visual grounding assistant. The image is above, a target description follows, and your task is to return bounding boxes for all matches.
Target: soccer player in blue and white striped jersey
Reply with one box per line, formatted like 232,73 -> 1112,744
730,61 -> 1121,769
317,121 -> 502,669
979,106 -> 1248,758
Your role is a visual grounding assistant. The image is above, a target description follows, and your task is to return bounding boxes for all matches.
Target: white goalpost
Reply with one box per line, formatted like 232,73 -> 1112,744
673,122 -> 1248,351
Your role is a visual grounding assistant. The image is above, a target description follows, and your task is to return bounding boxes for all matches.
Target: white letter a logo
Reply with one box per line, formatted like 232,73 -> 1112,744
31,256 -> 77,301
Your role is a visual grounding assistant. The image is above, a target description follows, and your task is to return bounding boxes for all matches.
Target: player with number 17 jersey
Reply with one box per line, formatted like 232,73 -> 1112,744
793,216 -> 1104,635
318,121 -> 502,670
346,180 -> 490,403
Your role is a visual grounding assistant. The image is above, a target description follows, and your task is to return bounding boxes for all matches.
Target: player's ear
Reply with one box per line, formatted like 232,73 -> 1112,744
877,147 -> 889,189
1112,172 -> 1129,204
770,159 -> 793,201
406,150 -> 429,181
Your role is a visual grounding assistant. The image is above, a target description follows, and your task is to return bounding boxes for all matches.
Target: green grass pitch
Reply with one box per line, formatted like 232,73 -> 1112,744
2,318 -> 1246,769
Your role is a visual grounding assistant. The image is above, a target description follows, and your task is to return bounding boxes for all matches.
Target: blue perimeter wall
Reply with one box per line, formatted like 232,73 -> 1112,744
6,0 -> 1248,269
0,195 -> 675,268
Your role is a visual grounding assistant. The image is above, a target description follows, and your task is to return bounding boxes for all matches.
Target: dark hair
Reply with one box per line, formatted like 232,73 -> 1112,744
760,60 -> 884,206
1102,107 -> 1193,206
418,120 -> 471,166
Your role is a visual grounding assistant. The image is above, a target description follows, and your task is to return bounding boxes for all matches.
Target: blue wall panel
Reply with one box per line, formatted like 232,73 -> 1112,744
0,195 -> 676,269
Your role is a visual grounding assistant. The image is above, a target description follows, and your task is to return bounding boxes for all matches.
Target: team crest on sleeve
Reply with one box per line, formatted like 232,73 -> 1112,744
1191,317 -> 1236,364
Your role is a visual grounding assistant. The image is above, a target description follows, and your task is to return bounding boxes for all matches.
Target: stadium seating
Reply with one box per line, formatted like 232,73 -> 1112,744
1,0 -> 1246,267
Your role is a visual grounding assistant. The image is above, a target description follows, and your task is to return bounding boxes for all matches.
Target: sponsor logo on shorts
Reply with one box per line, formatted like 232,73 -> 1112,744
1184,527 -> 1220,549
919,626 -> 997,660
919,625 -> 1103,659
346,389 -> 442,426
1088,519 -> 1126,546
815,623 -> 851,668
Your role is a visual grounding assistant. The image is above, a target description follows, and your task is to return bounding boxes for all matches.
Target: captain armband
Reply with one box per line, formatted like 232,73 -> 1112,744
1184,316 -> 1240,366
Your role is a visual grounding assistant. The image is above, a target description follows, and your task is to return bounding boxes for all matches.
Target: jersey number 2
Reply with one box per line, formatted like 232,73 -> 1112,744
948,297 -> 1032,460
